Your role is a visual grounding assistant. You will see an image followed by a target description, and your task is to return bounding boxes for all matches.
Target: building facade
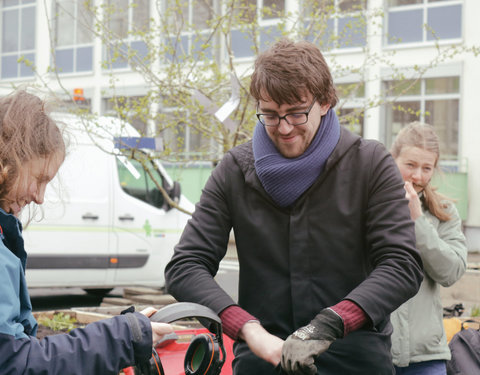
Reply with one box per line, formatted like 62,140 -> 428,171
1,0 -> 479,251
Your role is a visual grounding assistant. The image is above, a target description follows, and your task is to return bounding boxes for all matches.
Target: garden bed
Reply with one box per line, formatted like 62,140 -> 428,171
33,308 -> 199,339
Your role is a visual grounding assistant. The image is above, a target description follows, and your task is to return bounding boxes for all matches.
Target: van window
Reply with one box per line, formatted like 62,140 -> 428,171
117,157 -> 165,208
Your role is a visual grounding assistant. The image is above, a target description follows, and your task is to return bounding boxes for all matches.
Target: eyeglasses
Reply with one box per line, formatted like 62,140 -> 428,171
256,97 -> 317,127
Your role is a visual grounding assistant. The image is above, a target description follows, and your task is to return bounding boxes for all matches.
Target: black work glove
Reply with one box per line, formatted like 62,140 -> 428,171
281,308 -> 344,375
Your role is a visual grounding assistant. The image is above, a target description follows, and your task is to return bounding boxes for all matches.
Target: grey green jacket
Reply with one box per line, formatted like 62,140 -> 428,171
391,200 -> 467,367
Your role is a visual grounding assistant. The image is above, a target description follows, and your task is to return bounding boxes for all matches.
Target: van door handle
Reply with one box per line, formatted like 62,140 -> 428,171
118,215 -> 134,221
82,213 -> 99,220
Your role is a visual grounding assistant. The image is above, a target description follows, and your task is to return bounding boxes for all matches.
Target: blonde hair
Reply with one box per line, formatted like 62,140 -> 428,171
0,90 -> 65,209
391,121 -> 451,221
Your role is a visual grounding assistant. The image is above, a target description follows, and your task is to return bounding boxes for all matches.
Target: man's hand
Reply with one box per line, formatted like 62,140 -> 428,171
281,308 -> 344,375
240,321 -> 284,366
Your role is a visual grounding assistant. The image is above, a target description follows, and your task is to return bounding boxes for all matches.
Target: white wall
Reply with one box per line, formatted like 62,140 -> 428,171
2,0 -> 479,249
460,0 -> 480,250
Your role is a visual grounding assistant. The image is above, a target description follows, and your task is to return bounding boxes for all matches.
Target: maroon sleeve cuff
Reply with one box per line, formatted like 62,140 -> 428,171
219,305 -> 258,340
330,300 -> 369,336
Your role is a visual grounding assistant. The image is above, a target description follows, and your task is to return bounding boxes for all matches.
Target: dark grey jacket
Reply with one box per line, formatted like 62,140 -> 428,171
165,127 -> 423,374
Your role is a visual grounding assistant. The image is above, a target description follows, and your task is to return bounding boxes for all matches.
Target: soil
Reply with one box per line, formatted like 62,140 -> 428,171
36,323 -> 84,339
36,325 -> 66,339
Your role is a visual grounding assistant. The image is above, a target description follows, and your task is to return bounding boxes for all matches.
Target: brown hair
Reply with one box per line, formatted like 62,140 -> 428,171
250,39 -> 338,107
391,121 -> 451,221
0,90 -> 65,209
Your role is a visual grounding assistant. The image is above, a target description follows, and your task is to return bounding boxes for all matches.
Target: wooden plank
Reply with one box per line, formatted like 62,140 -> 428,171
128,294 -> 177,305
102,297 -> 137,306
123,287 -> 164,297
71,310 -> 112,324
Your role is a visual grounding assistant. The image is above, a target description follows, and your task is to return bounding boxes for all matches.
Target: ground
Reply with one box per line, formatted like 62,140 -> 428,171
36,325 -> 62,339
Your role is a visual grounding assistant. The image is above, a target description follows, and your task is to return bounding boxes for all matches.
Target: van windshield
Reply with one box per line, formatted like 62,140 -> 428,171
116,156 -> 165,209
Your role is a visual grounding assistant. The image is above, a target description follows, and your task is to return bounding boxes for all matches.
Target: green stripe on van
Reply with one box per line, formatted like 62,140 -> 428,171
25,225 -> 183,234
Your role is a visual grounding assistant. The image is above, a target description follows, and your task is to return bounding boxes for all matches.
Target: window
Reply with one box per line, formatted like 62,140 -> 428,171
164,0 -> 215,62
117,156 -> 165,209
386,0 -> 462,45
103,0 -> 149,69
160,110 -> 213,161
336,82 -> 365,136
54,1 -> 94,74
383,76 -> 460,159
230,0 -> 286,59
102,96 -> 149,134
1,0 -> 36,79
303,0 -> 366,50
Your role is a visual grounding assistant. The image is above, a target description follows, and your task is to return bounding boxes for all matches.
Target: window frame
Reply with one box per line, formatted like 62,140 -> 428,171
53,0 -> 94,75
302,0 -> 367,52
159,106 -> 216,161
229,0 -> 286,61
102,95 -> 149,134
382,73 -> 461,162
385,0 -> 463,47
163,0 -> 217,63
0,0 -> 36,80
102,0 -> 150,70
335,79 -> 366,137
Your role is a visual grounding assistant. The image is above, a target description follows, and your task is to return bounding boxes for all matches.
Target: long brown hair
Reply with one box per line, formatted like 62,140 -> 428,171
391,121 -> 451,221
0,90 -> 65,210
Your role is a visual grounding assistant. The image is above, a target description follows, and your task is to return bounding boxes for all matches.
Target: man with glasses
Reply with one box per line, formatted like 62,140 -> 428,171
165,39 -> 423,374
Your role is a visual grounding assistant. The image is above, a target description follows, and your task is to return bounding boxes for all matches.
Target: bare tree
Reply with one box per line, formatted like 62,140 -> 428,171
19,0 -> 479,212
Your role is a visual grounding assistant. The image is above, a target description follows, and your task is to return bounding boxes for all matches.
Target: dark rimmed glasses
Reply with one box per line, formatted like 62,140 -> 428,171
256,97 -> 317,127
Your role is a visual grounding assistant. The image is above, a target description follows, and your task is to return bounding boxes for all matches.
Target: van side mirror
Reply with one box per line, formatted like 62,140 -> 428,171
148,189 -> 164,209
170,181 -> 181,201
165,181 -> 181,210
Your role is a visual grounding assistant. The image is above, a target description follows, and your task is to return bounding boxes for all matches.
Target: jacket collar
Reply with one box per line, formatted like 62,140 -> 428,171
0,208 -> 27,270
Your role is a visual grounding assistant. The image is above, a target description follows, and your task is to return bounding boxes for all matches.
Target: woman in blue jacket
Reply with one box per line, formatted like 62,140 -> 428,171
0,90 -> 173,374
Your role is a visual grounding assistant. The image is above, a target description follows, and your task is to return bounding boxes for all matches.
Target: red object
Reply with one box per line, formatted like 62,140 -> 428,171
122,328 -> 234,375
73,88 -> 85,102
122,367 -> 135,375
331,300 -> 368,336
219,305 -> 257,339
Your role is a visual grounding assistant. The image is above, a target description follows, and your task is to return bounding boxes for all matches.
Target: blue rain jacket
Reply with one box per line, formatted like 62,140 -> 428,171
0,208 -> 152,374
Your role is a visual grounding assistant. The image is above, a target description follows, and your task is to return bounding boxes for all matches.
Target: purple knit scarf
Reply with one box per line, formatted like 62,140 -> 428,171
253,108 -> 340,207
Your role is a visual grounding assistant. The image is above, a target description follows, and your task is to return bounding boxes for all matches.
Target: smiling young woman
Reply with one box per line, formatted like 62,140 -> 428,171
389,122 -> 467,375
391,121 -> 453,221
0,89 -> 173,374
0,91 -> 65,217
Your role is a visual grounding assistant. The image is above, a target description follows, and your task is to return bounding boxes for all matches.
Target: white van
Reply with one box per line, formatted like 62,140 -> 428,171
22,113 -> 194,295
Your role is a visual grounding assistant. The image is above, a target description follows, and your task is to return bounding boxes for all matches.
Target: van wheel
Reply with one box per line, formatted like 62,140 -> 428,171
83,288 -> 114,297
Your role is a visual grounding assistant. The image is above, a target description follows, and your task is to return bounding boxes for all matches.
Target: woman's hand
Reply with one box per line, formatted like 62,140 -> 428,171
150,322 -> 174,343
140,307 -> 174,344
404,181 -> 423,221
